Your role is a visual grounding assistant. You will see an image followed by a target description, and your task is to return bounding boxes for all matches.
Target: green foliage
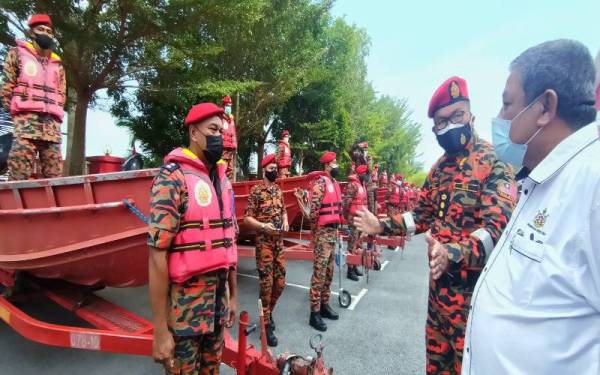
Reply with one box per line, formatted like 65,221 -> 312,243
406,171 -> 428,187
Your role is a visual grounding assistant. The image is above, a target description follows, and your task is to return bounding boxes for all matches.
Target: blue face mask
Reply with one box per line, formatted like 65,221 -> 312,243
224,105 -> 232,116
491,95 -> 544,169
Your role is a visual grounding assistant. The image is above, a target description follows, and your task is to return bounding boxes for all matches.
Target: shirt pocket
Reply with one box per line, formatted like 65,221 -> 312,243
507,233 -> 546,305
451,181 -> 481,228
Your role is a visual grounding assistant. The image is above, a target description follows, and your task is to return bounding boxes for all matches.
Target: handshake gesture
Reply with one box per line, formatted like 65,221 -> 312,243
425,231 -> 449,280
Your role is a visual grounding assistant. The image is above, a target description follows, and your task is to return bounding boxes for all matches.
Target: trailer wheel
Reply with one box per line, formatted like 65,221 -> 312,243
338,289 -> 351,308
373,260 -> 382,271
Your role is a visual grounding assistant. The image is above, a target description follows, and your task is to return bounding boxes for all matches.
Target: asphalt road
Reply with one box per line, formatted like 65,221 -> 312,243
0,234 -> 430,375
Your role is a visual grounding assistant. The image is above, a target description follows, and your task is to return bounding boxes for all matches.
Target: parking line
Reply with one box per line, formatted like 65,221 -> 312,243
347,288 -> 368,311
238,273 -> 365,298
380,260 -> 390,271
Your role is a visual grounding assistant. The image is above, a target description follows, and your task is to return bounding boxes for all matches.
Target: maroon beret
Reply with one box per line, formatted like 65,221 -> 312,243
184,103 -> 224,126
319,151 -> 336,164
28,14 -> 53,28
261,154 -> 277,168
356,164 -> 368,175
222,95 -> 232,105
428,76 -> 469,118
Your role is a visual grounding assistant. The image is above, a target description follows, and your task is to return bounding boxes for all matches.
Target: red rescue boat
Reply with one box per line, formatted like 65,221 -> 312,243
0,170 -> 311,288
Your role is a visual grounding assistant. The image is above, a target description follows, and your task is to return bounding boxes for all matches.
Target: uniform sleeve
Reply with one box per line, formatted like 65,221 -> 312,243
445,160 -> 516,268
382,171 -> 436,236
1,48 -> 18,111
281,188 -> 288,219
147,168 -> 185,250
343,182 -> 357,220
309,178 -> 325,225
244,186 -> 258,219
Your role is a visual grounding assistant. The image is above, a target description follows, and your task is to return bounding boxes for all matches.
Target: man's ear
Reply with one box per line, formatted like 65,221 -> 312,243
538,89 -> 558,128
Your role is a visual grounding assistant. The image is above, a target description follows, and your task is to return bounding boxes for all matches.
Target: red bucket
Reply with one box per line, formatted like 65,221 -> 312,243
86,155 -> 125,174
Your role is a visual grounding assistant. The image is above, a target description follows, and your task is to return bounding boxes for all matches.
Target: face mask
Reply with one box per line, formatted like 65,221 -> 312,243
435,123 -> 472,155
224,106 -> 232,116
359,175 -> 368,184
265,170 -> 278,182
33,32 -> 54,50
491,95 -> 544,169
203,135 -> 224,164
330,167 -> 339,179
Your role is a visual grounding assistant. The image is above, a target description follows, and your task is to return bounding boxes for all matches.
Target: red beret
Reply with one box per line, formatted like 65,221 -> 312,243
358,141 -> 368,149
184,103 -> 224,126
282,130 -> 289,137
395,173 -> 403,179
28,14 -> 53,28
319,151 -> 336,164
428,76 -> 469,118
355,164 -> 368,175
261,154 -> 277,168
222,96 -> 232,105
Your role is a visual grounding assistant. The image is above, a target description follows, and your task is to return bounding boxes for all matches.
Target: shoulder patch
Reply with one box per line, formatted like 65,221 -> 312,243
161,162 -> 180,175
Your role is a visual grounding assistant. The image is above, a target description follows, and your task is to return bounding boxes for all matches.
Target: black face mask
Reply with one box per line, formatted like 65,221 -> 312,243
203,135 -> 224,164
33,32 -> 54,50
330,167 -> 339,179
359,175 -> 369,185
265,170 -> 278,182
436,124 -> 472,155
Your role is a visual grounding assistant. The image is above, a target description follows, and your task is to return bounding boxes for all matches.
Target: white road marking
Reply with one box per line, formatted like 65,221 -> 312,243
380,260 -> 390,271
238,272 -> 341,296
347,288 -> 368,311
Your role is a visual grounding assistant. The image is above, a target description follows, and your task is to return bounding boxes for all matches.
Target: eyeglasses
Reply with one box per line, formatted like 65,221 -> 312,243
432,110 -> 468,132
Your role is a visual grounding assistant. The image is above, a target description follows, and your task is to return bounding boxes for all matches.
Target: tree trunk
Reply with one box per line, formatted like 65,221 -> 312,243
299,148 -> 304,176
256,138 -> 265,179
67,92 -> 90,176
63,88 -> 77,175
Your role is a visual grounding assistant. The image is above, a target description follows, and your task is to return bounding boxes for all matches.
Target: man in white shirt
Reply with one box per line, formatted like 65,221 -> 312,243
463,39 -> 600,375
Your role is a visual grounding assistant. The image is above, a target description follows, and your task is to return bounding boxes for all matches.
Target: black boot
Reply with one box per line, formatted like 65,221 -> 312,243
270,317 -> 275,331
266,324 -> 278,347
309,311 -> 327,331
320,304 -> 339,320
354,267 -> 364,276
347,266 -> 359,281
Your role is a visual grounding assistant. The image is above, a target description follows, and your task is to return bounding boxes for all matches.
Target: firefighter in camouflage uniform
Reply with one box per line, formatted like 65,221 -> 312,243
148,103 -> 238,375
307,151 -> 342,332
244,153 -> 289,347
1,14 -> 66,180
342,163 -> 369,281
354,77 -> 517,375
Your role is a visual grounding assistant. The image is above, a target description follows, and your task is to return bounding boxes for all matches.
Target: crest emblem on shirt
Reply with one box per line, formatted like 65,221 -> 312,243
327,184 -> 334,193
24,61 -> 37,77
222,120 -> 229,130
194,180 -> 213,207
533,209 -> 549,229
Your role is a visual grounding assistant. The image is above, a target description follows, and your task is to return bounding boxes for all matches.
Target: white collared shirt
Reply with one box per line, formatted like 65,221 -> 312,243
463,123 -> 600,375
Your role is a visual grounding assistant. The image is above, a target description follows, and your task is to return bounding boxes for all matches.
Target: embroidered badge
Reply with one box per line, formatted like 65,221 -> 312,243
533,209 -> 549,229
498,182 -> 517,202
450,81 -> 460,99
222,120 -> 229,130
460,133 -> 467,145
24,61 -> 37,77
194,180 -> 213,207
327,184 -> 334,193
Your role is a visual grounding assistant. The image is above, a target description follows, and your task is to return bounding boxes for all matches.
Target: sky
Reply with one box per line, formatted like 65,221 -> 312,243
72,0 -> 599,169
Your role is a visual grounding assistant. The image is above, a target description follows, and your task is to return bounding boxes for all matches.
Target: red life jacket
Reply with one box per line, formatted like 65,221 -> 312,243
164,148 -> 237,283
389,183 -> 402,205
347,175 -> 367,216
222,115 -> 237,149
10,40 -> 64,119
401,187 -> 410,204
277,140 -> 292,168
308,171 -> 342,227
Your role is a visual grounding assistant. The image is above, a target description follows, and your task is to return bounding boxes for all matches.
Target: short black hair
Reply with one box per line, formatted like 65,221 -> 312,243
510,39 -> 596,130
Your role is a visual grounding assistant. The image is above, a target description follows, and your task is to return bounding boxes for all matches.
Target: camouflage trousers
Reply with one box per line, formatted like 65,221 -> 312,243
255,234 -> 287,324
346,223 -> 362,255
309,227 -> 336,312
278,167 -> 290,178
222,149 -> 236,180
171,324 -> 225,375
8,137 -> 62,180
426,279 -> 473,375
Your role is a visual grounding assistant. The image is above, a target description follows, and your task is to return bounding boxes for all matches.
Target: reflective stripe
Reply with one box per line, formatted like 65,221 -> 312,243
471,228 -> 494,261
402,212 -> 416,235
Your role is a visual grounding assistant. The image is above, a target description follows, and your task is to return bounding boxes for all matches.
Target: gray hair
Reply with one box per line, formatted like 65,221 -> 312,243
595,50 -> 600,90
510,39 -> 596,130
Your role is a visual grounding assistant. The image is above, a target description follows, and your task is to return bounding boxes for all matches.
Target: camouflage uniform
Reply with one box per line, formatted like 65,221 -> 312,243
380,135 -> 517,375
308,177 -> 337,312
1,47 -> 65,180
342,177 -> 363,255
276,141 -> 291,179
244,182 -> 288,324
148,165 -> 230,375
